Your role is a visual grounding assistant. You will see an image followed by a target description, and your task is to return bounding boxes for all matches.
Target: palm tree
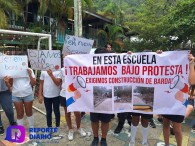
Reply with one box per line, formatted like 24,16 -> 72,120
38,0 -> 92,31
0,0 -> 20,28
98,24 -> 124,52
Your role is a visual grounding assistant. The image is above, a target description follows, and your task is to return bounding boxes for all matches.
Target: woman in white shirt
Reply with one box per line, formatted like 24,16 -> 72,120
38,69 -> 61,128
4,68 -> 36,128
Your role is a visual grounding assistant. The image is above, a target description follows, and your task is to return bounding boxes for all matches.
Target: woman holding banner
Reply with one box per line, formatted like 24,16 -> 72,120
90,47 -> 113,146
59,61 -> 86,140
129,113 -> 152,146
189,53 -> 195,84
129,49 -> 156,146
188,53 -> 195,132
4,67 -> 36,129
161,49 -> 188,146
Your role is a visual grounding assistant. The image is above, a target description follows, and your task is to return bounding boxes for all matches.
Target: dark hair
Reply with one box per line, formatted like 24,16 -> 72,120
121,50 -> 128,53
105,43 -> 112,48
95,47 -> 109,54
190,85 -> 195,97
16,51 -> 27,55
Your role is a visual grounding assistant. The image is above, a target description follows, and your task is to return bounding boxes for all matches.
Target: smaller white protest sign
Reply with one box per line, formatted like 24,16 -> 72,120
28,49 -> 61,71
0,55 -> 28,78
63,35 -> 94,54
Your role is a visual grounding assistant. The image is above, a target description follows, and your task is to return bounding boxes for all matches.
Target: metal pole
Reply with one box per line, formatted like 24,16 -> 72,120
32,106 -> 46,115
0,29 -> 51,37
0,106 -> 46,116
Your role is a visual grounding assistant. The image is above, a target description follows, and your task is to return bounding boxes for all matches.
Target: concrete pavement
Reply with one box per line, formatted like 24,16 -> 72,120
0,99 -> 194,146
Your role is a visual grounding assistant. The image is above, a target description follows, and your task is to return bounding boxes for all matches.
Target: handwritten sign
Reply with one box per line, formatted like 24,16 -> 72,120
27,49 -> 61,71
0,55 -> 28,78
63,35 -> 94,54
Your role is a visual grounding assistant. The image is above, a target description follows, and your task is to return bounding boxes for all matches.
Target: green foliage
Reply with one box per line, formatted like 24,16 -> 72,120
125,0 -> 194,51
165,0 -> 195,42
41,0 -> 92,30
1,0 -> 193,51
0,0 -> 20,28
116,90 -> 122,97
97,24 -> 124,52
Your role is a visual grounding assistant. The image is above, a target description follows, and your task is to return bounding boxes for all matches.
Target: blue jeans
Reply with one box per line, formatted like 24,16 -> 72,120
44,96 -> 60,127
12,94 -> 34,102
0,90 -> 15,126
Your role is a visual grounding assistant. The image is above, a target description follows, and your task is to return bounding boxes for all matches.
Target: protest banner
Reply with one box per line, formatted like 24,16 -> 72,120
64,51 -> 189,115
0,55 -> 28,78
62,35 -> 94,54
27,49 -> 61,71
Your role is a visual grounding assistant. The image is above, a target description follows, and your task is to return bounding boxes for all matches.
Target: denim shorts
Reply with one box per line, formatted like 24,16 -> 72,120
12,94 -> 34,102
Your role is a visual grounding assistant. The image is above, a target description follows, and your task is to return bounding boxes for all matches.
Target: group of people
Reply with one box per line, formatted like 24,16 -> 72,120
0,44 -> 194,146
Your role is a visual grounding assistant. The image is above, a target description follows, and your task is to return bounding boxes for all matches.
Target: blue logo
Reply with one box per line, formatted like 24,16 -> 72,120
5,126 -> 25,143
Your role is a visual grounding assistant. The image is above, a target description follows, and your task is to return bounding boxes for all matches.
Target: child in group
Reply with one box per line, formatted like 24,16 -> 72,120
0,78 -> 16,135
4,68 -> 36,128
188,53 -> 195,132
162,114 -> 184,146
161,50 -> 185,146
129,113 -> 152,146
90,47 -> 113,146
59,61 -> 86,140
129,50 -> 163,146
38,69 -> 61,130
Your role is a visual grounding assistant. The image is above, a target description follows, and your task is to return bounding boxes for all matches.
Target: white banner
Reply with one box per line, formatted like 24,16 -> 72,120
64,51 -> 189,115
0,55 -> 28,78
27,49 -> 61,71
62,35 -> 94,54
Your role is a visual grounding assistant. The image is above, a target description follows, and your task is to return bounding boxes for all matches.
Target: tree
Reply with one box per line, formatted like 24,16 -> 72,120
0,0 -> 20,28
165,0 -> 195,44
125,0 -> 195,51
98,24 -> 124,52
93,0 -> 143,26
126,0 -> 172,51
38,0 -> 92,31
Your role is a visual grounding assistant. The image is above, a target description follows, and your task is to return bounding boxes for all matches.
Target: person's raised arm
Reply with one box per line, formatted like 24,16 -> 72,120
4,76 -> 13,92
47,69 -> 61,86
188,54 -> 195,85
27,68 -> 36,86
38,80 -> 44,104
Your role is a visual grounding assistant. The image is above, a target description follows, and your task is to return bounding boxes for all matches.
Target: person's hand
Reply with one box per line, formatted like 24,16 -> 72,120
47,69 -> 53,77
188,54 -> 194,64
188,94 -> 195,100
27,68 -> 32,76
38,95 -> 43,104
156,50 -> 163,54
127,51 -> 133,55
3,76 -> 10,83
175,91 -> 185,102
73,90 -> 81,100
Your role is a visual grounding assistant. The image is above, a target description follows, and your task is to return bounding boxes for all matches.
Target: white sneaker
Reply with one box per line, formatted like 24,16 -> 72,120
68,129 -> 74,141
78,128 -> 86,137
53,127 -> 60,136
129,142 -> 135,146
